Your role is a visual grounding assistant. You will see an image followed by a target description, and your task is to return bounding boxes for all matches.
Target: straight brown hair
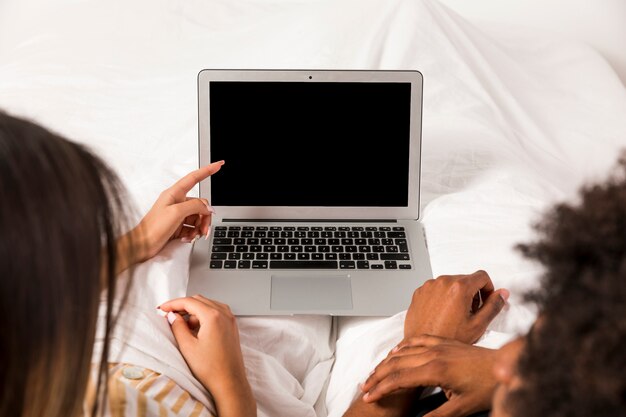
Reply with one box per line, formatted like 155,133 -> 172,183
0,111 -> 136,416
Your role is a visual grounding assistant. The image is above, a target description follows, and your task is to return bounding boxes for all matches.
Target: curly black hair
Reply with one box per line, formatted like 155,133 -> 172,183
508,155 -> 626,416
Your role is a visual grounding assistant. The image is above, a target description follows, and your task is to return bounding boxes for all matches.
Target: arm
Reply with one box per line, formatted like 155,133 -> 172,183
362,335 -> 498,417
159,296 -> 256,417
342,271 -> 508,417
115,161 -> 224,275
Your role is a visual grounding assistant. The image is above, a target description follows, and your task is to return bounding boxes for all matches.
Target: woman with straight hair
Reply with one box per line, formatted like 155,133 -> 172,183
0,110 -> 255,417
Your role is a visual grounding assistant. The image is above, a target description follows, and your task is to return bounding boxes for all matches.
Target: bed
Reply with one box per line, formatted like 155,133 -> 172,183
1,0 -> 625,416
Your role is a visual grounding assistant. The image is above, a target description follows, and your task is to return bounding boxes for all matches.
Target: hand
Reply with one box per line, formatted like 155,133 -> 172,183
404,270 -> 509,344
159,295 -> 256,417
131,161 -> 224,262
362,335 -> 498,417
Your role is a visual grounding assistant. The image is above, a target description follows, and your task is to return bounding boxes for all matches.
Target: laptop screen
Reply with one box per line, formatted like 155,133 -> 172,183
209,81 -> 411,207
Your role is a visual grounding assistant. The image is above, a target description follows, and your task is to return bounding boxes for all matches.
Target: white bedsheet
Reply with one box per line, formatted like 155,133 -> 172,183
2,0 -> 626,416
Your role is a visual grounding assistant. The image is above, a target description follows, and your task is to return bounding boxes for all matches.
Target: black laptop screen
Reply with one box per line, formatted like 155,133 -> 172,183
208,81 -> 411,207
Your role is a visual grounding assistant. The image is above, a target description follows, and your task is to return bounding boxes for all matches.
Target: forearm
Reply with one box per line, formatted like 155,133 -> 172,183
343,390 -> 419,417
114,228 -> 146,275
212,380 -> 257,417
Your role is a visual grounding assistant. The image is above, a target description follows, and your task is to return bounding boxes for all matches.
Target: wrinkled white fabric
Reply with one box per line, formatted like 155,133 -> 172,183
2,0 -> 625,416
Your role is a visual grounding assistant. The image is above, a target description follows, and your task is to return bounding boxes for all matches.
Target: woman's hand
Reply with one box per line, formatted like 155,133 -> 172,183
362,335 -> 498,417
118,161 -> 224,272
404,270 -> 509,344
159,295 -> 256,417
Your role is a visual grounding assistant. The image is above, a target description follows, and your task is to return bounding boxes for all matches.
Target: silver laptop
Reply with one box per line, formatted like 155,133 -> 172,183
187,69 -> 433,316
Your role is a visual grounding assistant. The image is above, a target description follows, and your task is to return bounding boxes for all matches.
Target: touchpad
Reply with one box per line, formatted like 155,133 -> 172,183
270,275 -> 353,311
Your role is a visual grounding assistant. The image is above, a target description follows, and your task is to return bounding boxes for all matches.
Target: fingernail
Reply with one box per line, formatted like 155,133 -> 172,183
499,288 -> 510,302
362,392 -> 370,401
181,237 -> 191,243
201,200 -> 215,214
167,311 -> 177,325
205,225 -> 211,240
191,235 -> 200,244
391,345 -> 400,353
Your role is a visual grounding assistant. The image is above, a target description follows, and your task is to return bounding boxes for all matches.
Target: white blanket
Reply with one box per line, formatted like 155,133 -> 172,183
2,0 -> 626,416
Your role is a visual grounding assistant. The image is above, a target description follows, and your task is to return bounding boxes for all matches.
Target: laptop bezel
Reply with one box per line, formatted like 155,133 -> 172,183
197,69 -> 423,221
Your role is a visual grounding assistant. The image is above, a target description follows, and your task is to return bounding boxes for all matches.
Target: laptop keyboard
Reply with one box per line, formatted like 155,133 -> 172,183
208,225 -> 411,270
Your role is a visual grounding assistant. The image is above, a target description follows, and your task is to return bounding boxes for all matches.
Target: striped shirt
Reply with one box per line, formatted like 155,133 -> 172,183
85,363 -> 214,417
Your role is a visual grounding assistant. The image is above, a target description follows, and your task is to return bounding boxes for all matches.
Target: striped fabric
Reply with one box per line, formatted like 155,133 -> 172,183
85,363 -> 214,417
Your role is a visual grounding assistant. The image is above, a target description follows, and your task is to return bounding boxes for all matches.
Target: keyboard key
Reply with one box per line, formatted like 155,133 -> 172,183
213,238 -> 232,245
243,253 -> 254,260
224,261 -> 237,269
380,253 -> 410,261
270,261 -> 338,269
252,261 -> 268,269
256,253 -> 269,260
340,261 -> 356,269
367,253 -> 379,260
238,260 -> 251,269
384,261 -> 398,269
312,253 -> 324,260
211,253 -> 227,260
228,253 -> 241,260
339,253 -> 351,260
213,245 -> 235,252
325,253 -> 338,260
270,253 -> 282,260
371,264 -> 384,269
399,264 -> 411,269
357,261 -> 370,269
284,253 -> 296,260
210,260 -> 223,268
298,253 -> 310,260
387,232 -> 406,238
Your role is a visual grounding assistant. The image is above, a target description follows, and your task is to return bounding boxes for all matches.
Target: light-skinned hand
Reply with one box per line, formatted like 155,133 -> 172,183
131,161 -> 224,262
158,295 -> 256,417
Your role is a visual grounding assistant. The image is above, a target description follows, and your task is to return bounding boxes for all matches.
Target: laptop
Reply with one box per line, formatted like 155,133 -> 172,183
187,69 -> 433,316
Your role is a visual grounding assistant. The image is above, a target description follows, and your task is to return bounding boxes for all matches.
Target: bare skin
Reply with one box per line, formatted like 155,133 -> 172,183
490,338 -> 525,417
362,335 -> 498,417
115,160 -> 224,274
159,296 -> 257,417
343,271 -> 508,417
112,161 -> 256,416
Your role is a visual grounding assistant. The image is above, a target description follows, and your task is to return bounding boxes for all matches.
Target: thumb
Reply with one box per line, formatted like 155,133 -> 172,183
472,289 -> 508,328
176,198 -> 213,219
166,312 -> 196,352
